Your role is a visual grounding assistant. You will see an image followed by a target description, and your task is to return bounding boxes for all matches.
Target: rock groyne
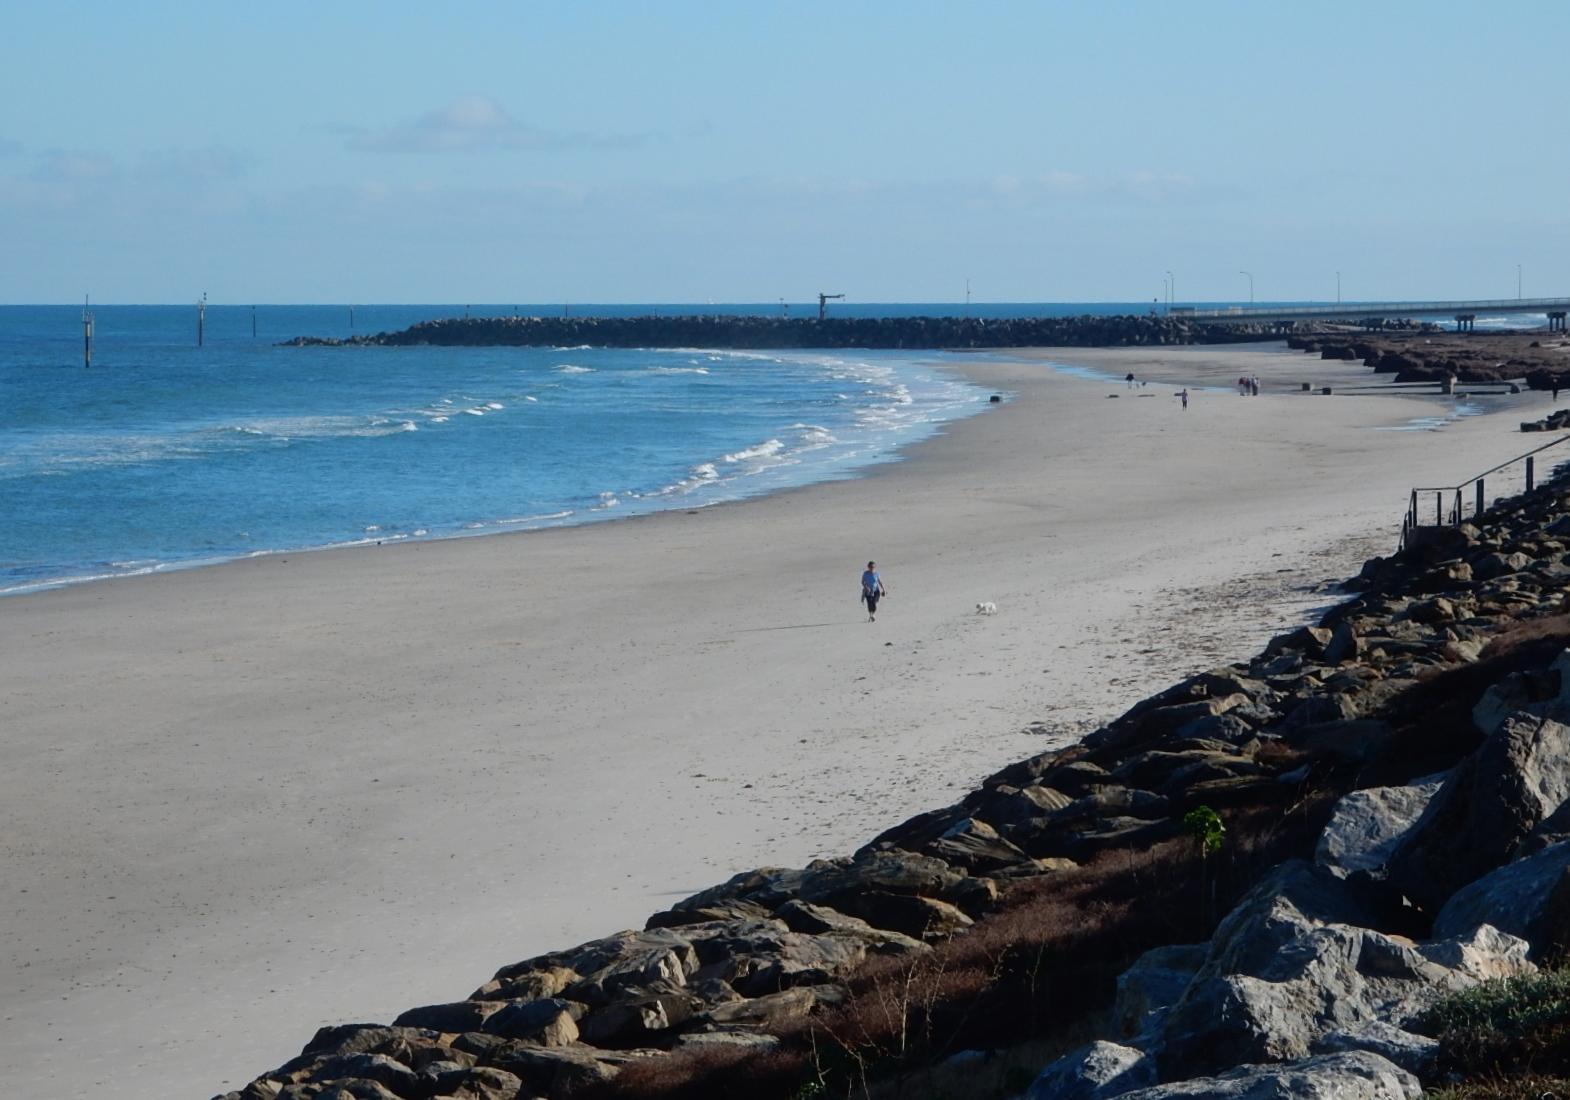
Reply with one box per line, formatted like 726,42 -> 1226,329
1288,330 -> 1570,389
215,479 -> 1570,1100
282,314 -> 1298,351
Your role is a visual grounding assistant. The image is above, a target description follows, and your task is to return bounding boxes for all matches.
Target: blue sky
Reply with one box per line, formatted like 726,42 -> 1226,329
3,1 -> 1567,304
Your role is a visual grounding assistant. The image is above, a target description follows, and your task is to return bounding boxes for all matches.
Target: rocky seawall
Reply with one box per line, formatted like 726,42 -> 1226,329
214,482 -> 1570,1099
281,314 -> 1312,351
1289,330 -> 1570,389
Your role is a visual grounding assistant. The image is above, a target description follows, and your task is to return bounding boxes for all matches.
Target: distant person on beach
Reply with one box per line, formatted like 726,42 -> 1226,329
860,561 -> 886,622
1125,372 -> 1136,389
1177,388 -> 1189,410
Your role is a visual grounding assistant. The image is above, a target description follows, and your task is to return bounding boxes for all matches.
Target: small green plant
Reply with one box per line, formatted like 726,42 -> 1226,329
1182,806 -> 1225,854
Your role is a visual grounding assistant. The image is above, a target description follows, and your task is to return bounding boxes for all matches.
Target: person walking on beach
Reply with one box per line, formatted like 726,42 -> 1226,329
860,561 -> 886,622
1177,388 -> 1189,410
1125,371 -> 1136,389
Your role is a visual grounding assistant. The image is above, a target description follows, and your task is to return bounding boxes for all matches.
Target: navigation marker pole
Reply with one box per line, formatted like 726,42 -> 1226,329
252,305 -> 257,338
83,295 -> 94,368
197,293 -> 206,347
349,305 -> 355,330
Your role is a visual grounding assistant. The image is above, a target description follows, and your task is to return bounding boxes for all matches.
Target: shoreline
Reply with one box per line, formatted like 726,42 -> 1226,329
0,348 -> 988,599
0,341 -> 1488,599
3,342 -> 1556,1099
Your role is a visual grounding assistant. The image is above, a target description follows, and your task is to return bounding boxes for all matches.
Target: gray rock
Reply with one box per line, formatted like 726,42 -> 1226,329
472,964 -> 577,1002
1024,1040 -> 1155,1100
1388,713 -> 1570,912
415,1064 -> 523,1100
924,816 -> 1034,873
1292,720 -> 1394,764
697,984 -> 842,1029
1115,1051 -> 1420,1099
391,1000 -> 501,1033
579,990 -> 696,1044
1315,775 -> 1445,878
300,1052 -> 421,1096
1432,839 -> 1570,958
1310,1021 -> 1440,1076
674,1029 -> 781,1051
1112,943 -> 1207,1040
482,998 -> 581,1045
1155,861 -> 1533,1078
1471,650 -> 1570,736
1520,797 -> 1570,856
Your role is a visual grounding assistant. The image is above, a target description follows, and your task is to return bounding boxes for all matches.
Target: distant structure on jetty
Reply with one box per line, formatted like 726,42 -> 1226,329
281,312 -> 1380,351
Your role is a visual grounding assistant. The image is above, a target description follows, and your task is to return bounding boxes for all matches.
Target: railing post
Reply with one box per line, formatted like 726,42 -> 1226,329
1527,456 -> 1535,492
1436,492 -> 1443,525
1477,478 -> 1485,517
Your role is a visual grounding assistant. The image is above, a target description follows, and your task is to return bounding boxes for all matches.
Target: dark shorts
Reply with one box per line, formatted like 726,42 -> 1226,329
864,591 -> 879,613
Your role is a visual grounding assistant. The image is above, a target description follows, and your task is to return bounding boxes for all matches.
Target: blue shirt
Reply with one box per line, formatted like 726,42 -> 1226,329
861,569 -> 881,594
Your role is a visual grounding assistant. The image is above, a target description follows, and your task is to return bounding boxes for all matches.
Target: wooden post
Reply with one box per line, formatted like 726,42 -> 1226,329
1454,489 -> 1462,524
1527,456 -> 1535,492
1476,478 -> 1485,517
1436,492 -> 1442,526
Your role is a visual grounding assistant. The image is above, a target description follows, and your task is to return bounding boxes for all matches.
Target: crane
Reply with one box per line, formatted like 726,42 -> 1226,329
818,292 -> 844,321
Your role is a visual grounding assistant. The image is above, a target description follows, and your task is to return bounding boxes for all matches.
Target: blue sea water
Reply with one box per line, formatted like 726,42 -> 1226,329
5,300 -> 1537,595
1,303 -> 1063,595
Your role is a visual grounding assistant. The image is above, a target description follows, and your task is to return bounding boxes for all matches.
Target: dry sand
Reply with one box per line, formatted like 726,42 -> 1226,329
1,342 -> 1554,1098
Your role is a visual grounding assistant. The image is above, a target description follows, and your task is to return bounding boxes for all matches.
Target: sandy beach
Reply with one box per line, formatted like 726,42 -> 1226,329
1,342 -> 1555,1099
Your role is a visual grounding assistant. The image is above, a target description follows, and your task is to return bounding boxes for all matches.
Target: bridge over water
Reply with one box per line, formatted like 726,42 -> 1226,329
1177,297 -> 1570,332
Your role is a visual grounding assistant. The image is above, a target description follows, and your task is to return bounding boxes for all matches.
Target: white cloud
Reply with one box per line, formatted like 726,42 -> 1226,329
343,96 -> 642,154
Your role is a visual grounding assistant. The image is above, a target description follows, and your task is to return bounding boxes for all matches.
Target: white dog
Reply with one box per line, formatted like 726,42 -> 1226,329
975,601 -> 998,616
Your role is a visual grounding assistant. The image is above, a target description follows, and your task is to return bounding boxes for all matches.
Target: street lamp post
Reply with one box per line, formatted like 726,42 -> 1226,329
1239,270 -> 1254,304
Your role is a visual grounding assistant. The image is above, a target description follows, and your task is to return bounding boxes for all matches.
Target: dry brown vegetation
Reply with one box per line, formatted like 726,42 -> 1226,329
596,797 -> 1334,1100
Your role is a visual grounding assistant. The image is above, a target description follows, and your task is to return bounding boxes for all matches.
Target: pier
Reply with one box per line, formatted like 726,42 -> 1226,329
1176,296 -> 1570,333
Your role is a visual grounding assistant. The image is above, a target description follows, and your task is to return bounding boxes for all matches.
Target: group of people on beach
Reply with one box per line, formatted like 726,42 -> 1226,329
1237,375 -> 1261,396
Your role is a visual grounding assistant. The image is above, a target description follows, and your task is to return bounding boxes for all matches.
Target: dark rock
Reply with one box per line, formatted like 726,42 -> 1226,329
1114,1051 -> 1420,1099
481,998 -> 580,1045
1432,840 -> 1570,958
1387,714 -> 1570,912
1025,1040 -> 1154,1100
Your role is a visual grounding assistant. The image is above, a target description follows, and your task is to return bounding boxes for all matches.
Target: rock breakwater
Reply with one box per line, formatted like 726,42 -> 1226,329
282,314 -> 1295,351
216,480 -> 1570,1100
1289,330 -> 1570,389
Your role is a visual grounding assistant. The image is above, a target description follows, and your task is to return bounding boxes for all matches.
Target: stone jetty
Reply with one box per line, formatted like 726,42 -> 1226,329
214,473 -> 1570,1100
282,313 -> 1297,351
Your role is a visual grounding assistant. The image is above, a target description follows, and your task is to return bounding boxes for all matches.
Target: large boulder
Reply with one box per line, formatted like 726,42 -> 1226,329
1314,775 -> 1445,878
1471,650 -> 1570,735
1154,861 -> 1533,1079
1386,713 -> 1570,912
1115,1051 -> 1420,1099
1112,944 -> 1208,1041
1432,839 -> 1570,958
1025,1040 -> 1155,1100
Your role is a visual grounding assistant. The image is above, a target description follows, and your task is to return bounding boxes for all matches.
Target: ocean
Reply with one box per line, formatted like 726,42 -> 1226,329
3,301 -> 1542,596
0,303 -> 1047,595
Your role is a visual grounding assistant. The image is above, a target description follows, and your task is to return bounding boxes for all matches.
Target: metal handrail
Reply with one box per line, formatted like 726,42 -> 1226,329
1184,297 -> 1570,322
1401,433 -> 1570,548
